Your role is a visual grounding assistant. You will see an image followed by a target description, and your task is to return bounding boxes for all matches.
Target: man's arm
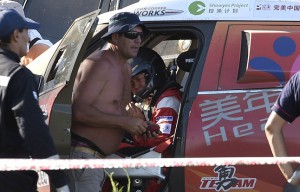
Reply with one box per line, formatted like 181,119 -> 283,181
126,102 -> 146,120
20,43 -> 50,65
265,111 -> 294,180
133,96 -> 180,147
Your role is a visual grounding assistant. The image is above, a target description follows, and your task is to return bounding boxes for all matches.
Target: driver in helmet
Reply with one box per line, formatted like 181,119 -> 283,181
128,47 -> 182,148
127,47 -> 182,192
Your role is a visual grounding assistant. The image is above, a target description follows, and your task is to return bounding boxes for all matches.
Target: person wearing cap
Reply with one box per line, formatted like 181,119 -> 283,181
0,9 -> 69,192
70,12 -> 151,192
0,0 -> 53,66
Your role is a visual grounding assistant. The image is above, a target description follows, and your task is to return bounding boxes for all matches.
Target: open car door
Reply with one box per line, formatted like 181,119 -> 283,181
26,10 -> 100,192
27,9 -> 100,158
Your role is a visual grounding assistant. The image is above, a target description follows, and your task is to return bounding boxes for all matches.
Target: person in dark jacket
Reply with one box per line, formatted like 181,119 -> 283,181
0,9 -> 69,192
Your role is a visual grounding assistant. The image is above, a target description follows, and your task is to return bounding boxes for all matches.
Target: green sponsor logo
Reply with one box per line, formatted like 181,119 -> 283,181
189,1 -> 206,15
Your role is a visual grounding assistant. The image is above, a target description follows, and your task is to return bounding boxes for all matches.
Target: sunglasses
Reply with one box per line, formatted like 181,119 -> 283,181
123,31 -> 144,40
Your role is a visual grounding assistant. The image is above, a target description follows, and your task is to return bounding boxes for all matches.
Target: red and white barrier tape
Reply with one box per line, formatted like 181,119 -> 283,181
0,157 -> 300,171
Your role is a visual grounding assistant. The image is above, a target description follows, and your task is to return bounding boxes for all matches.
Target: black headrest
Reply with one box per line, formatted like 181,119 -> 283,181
176,49 -> 197,72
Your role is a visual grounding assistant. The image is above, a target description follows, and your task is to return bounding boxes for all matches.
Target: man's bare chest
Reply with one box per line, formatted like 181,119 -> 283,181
101,74 -> 131,105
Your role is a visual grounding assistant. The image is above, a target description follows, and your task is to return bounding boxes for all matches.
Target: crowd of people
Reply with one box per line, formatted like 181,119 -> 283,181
3,0 -> 300,192
0,1 -> 182,191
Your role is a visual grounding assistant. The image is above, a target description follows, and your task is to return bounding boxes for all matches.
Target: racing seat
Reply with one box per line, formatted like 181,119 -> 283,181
176,49 -> 197,91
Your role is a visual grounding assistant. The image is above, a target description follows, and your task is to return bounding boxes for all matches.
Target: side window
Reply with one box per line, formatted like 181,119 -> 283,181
46,48 -> 67,83
41,11 -> 99,92
219,24 -> 300,90
154,40 -> 186,64
151,32 -> 200,91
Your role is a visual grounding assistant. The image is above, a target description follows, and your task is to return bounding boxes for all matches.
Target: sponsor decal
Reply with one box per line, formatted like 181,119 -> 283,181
185,58 -> 195,64
200,165 -> 256,191
134,7 -> 183,17
189,1 -> 206,15
199,92 -> 279,146
254,1 -> 300,19
159,123 -> 172,134
250,36 -> 296,85
189,1 -> 249,16
256,2 -> 300,12
156,116 -> 173,123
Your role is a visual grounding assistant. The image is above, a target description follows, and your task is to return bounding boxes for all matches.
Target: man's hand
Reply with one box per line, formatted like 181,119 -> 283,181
140,122 -> 162,140
125,117 -> 148,135
126,102 -> 145,120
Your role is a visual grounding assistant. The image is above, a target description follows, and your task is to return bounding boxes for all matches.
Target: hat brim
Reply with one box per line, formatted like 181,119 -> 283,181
24,18 -> 40,30
102,23 -> 148,40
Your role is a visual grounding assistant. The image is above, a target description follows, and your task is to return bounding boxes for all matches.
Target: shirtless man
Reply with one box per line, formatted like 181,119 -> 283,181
69,12 -> 149,192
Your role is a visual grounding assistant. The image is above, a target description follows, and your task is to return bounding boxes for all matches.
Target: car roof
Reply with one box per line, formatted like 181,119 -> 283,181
97,0 -> 300,24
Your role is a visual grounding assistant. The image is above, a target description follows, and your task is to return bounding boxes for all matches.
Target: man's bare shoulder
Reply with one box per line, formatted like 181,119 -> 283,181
80,49 -> 112,69
85,49 -> 108,62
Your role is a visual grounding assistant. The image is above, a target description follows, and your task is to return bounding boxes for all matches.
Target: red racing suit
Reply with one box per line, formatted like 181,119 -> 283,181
131,87 -> 182,192
133,87 -> 182,148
